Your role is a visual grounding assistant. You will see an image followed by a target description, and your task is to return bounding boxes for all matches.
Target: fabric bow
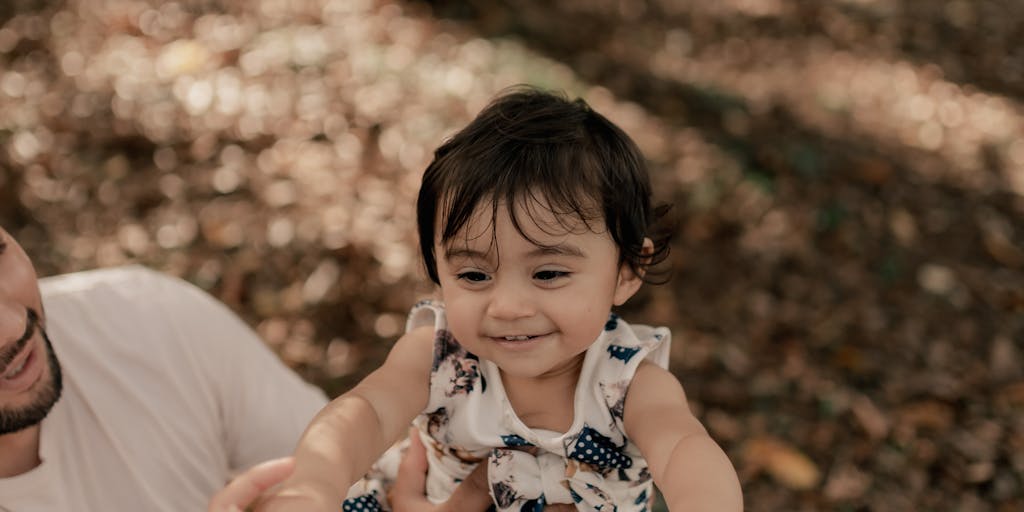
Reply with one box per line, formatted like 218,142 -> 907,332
487,447 -> 650,512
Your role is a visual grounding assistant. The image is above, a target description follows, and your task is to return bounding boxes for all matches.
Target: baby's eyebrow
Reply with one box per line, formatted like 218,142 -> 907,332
528,243 -> 585,258
444,243 -> 585,260
444,247 -> 490,260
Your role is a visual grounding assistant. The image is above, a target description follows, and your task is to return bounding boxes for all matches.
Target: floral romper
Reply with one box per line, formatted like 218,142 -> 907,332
342,300 -> 672,512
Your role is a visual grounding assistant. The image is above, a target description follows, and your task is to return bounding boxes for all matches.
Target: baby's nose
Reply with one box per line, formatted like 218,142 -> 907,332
485,284 -> 535,320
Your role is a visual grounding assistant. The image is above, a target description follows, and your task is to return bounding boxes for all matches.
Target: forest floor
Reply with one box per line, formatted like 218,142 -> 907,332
1,0 -> 1022,510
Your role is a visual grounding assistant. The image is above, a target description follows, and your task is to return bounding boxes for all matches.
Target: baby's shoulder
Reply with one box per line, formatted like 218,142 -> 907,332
605,315 -> 670,346
596,314 -> 671,369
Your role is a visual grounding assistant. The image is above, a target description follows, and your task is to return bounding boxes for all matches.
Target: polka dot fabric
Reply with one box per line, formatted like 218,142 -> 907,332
341,493 -> 383,512
567,425 -> 633,469
501,434 -> 534,448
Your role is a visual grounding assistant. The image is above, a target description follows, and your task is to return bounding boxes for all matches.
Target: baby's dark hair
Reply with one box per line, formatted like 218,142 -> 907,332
416,85 -> 672,284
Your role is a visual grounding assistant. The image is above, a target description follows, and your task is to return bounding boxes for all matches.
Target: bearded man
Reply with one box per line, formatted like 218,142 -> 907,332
0,226 -> 327,510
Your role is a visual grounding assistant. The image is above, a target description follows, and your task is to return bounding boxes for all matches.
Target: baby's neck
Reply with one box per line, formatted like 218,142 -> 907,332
500,355 -> 585,434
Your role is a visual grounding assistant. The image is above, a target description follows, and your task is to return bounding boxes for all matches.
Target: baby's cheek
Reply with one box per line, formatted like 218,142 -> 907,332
443,309 -> 476,343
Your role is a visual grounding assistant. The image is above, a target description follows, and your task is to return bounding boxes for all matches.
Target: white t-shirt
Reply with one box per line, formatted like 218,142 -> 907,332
0,266 -> 327,511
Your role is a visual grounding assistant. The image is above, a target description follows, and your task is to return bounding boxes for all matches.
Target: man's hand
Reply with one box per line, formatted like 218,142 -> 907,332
389,428 -> 493,512
209,459 -> 339,512
208,457 -> 295,512
390,428 -> 574,512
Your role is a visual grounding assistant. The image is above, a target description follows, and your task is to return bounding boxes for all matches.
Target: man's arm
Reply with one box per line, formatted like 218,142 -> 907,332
257,325 -> 435,511
623,362 -> 743,511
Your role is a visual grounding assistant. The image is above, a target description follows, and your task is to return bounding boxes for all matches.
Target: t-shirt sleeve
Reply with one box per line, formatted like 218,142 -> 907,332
141,270 -> 328,471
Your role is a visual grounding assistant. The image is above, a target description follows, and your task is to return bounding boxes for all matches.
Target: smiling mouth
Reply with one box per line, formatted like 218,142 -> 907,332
3,353 -> 31,379
502,335 -> 535,341
493,333 -> 549,342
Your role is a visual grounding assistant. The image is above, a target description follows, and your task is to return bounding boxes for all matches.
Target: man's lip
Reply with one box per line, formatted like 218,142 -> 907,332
0,343 -> 43,392
1,339 -> 34,378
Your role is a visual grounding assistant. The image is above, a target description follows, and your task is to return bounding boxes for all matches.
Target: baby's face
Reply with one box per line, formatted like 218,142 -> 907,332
432,199 -> 643,380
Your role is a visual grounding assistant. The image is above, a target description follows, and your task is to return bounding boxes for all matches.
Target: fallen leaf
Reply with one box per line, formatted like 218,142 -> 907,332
744,436 -> 821,490
851,394 -> 890,441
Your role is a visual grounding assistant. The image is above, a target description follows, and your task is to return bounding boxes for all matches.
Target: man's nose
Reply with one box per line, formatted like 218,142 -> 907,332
0,300 -> 27,348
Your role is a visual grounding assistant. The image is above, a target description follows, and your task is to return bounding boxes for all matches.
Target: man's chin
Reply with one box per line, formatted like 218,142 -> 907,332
0,330 -> 63,435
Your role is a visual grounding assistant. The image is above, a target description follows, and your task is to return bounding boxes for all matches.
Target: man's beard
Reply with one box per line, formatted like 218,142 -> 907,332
0,310 -> 63,435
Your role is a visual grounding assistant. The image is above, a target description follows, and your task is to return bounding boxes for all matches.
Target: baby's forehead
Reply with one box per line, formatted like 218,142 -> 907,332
445,201 -> 601,240
440,228 -> 591,264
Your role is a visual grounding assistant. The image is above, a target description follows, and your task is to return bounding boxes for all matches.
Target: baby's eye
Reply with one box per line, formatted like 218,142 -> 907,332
534,270 -> 569,281
457,271 -> 490,282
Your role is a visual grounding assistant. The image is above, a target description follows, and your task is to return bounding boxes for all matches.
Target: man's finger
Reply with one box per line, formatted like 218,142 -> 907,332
207,457 -> 296,512
398,427 -> 429,483
390,427 -> 432,511
391,428 -> 492,512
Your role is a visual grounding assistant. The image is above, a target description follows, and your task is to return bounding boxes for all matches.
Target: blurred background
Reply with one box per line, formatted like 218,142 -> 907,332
1,0 -> 1022,510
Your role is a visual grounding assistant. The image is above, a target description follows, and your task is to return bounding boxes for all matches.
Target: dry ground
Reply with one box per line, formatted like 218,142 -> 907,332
1,0 -> 1022,510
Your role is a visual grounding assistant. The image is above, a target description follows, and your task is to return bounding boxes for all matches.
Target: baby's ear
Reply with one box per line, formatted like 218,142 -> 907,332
612,238 -> 654,306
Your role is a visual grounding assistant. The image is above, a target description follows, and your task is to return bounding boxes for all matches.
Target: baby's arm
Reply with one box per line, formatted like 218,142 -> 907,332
258,325 -> 436,512
623,362 -> 743,511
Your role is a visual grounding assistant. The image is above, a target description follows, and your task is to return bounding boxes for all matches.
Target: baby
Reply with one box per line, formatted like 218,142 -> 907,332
260,86 -> 742,511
